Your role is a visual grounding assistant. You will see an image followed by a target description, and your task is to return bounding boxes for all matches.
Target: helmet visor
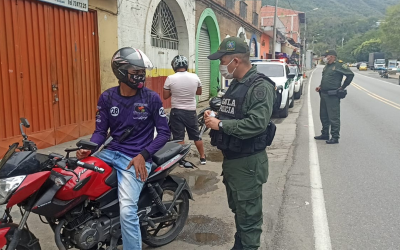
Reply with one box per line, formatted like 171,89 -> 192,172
123,49 -> 154,70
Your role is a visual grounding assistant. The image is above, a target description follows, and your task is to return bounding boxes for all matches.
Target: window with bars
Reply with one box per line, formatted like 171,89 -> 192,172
151,0 -> 179,50
225,0 -> 235,9
240,1 -> 247,19
253,12 -> 259,26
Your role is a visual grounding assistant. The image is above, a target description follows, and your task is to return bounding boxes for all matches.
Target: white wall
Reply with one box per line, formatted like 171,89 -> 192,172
118,0 -> 196,70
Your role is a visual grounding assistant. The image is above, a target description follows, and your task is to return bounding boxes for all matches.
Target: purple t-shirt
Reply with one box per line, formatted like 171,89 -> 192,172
90,86 -> 170,160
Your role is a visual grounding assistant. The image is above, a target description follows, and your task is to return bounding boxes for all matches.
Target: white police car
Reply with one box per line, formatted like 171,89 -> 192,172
252,59 -> 295,118
288,64 -> 304,99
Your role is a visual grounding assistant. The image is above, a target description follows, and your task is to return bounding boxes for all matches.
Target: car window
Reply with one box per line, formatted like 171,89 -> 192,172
361,63 -> 367,66
289,67 -> 297,74
256,64 -> 285,77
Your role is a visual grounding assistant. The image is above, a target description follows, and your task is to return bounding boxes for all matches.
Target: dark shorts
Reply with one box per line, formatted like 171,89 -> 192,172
170,108 -> 201,141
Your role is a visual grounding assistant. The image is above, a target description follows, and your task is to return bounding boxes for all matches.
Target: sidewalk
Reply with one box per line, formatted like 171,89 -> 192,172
4,86 -> 305,249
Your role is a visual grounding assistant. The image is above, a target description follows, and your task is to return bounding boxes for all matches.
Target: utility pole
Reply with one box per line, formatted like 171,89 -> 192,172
302,14 -> 307,72
272,0 -> 278,59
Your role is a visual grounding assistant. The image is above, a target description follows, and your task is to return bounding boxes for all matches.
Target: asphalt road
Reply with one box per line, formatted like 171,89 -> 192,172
273,65 -> 400,250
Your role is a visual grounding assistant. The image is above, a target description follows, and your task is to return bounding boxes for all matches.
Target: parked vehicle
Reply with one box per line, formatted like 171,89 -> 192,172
252,59 -> 295,118
288,64 -> 304,99
359,63 -> 368,71
388,59 -> 397,69
0,118 -> 195,250
368,52 -> 385,70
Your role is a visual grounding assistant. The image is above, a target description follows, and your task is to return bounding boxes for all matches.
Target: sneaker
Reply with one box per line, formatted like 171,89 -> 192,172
200,156 -> 206,165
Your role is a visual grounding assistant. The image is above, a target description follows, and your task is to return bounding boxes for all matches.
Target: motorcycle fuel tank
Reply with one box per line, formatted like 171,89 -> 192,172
53,157 -> 113,201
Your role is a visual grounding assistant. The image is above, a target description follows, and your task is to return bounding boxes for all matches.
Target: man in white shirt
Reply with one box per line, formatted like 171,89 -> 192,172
163,55 -> 206,165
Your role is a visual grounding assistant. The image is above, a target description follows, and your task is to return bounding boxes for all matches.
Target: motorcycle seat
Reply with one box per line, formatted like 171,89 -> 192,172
152,142 -> 183,166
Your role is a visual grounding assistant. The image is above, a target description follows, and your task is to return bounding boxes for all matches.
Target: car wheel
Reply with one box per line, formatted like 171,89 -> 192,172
294,88 -> 301,99
289,93 -> 295,108
300,83 -> 304,95
279,97 -> 289,118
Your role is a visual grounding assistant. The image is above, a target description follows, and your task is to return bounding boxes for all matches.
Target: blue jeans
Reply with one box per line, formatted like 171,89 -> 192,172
96,149 -> 152,250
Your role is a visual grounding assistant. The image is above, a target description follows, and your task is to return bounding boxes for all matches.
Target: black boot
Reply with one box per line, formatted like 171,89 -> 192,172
326,138 -> 339,144
314,134 -> 329,140
231,233 -> 243,250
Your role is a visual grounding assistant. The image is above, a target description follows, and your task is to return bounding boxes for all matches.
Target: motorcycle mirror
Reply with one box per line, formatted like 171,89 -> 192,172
20,118 -> 30,128
19,118 -> 29,140
76,140 -> 98,151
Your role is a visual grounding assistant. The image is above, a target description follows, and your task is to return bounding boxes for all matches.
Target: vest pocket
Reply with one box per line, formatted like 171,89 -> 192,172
210,129 -> 218,146
228,136 -> 242,152
254,135 -> 268,151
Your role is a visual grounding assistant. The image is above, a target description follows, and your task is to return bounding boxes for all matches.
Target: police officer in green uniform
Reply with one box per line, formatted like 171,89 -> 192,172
315,49 -> 354,144
205,37 -> 276,250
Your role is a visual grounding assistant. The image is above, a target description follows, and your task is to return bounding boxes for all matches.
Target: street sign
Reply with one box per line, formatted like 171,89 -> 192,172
38,0 -> 88,12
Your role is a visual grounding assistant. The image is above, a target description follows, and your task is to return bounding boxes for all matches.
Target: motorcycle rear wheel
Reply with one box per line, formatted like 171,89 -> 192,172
1,223 -> 41,250
142,182 -> 189,247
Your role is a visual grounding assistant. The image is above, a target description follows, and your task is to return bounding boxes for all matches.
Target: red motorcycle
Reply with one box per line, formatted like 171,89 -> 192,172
0,118 -> 195,250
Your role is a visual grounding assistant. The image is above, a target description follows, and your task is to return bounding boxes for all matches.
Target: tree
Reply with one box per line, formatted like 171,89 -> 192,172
336,29 -> 381,62
380,4 -> 400,57
352,38 -> 382,61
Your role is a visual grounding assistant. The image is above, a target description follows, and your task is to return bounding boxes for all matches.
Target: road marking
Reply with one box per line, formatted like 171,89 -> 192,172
354,72 -> 400,88
353,83 -> 400,107
352,82 -> 400,110
308,70 -> 333,250
366,94 -> 400,110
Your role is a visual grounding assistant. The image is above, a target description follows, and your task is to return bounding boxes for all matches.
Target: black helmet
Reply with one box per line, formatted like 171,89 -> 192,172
171,55 -> 188,72
111,47 -> 154,89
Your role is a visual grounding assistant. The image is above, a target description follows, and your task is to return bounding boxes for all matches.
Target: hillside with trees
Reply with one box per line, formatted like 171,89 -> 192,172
262,0 -> 400,61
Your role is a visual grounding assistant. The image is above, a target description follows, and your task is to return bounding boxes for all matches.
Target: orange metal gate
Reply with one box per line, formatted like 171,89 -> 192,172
0,0 -> 100,156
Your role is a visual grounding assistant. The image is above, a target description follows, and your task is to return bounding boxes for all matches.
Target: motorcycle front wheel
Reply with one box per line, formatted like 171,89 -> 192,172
142,182 -> 189,247
1,223 -> 41,250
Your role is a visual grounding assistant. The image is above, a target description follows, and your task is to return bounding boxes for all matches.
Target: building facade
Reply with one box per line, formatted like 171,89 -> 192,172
260,6 -> 303,62
118,0 -> 196,107
0,0 -> 118,155
195,0 -> 263,90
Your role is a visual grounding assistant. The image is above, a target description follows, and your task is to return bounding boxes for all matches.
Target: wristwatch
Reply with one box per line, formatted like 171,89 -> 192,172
218,121 -> 223,131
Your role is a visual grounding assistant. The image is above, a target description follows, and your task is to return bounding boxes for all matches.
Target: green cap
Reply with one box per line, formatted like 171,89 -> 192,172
208,37 -> 249,60
322,49 -> 337,56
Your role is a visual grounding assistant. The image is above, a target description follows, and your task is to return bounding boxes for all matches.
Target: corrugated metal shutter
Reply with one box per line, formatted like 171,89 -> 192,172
0,0 -> 100,155
198,24 -> 211,102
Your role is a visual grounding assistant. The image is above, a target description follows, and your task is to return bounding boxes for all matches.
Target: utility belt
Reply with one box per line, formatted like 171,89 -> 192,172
320,89 -> 347,99
210,121 -> 276,159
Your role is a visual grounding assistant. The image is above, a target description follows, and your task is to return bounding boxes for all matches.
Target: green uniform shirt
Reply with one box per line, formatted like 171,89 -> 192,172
222,66 -> 276,140
321,61 -> 354,91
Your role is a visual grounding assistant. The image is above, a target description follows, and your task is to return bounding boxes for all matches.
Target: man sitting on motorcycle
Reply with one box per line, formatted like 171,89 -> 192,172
76,47 -> 170,250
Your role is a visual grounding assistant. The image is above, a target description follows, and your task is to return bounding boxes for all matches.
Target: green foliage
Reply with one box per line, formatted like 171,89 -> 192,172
380,4 -> 400,57
261,0 -> 400,62
352,39 -> 382,61
337,29 -> 381,62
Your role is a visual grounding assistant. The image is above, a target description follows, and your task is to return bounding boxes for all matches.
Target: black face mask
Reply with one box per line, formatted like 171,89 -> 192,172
125,73 -> 146,89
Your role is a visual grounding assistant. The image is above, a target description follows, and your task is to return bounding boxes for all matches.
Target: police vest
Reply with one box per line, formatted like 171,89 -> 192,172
210,72 -> 276,160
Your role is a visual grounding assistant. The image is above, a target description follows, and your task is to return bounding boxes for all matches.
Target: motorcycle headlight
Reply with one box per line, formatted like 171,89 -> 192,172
0,175 -> 26,205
